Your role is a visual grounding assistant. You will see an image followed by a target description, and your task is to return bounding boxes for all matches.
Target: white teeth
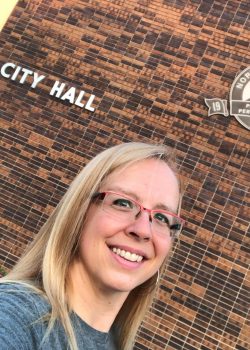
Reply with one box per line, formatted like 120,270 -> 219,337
112,247 -> 143,262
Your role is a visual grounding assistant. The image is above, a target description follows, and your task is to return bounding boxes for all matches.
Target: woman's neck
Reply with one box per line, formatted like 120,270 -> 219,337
67,259 -> 129,332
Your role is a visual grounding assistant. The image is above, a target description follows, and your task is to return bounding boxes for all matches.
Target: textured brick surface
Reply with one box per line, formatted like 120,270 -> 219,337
0,1 -> 249,349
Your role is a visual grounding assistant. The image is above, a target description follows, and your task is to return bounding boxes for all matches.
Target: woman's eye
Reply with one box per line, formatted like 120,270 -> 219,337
113,198 -> 133,209
154,212 -> 170,226
170,223 -> 181,231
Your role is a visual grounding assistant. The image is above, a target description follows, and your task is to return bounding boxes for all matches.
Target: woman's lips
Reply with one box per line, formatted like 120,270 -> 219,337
110,248 -> 145,269
106,244 -> 147,269
108,244 -> 148,260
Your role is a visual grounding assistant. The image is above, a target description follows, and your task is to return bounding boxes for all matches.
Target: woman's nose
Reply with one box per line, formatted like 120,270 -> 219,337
124,210 -> 152,241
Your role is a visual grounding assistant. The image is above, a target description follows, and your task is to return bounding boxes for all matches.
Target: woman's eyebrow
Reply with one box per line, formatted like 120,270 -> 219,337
104,186 -> 140,201
155,203 -> 178,214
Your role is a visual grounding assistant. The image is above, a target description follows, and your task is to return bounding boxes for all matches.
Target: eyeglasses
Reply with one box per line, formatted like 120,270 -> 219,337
92,191 -> 185,238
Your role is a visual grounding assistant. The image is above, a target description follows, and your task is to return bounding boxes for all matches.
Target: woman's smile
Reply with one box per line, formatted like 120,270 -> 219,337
110,246 -> 144,262
109,247 -> 144,270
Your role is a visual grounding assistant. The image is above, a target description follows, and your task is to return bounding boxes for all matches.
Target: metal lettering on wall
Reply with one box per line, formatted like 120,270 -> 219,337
205,67 -> 250,131
0,62 -> 96,112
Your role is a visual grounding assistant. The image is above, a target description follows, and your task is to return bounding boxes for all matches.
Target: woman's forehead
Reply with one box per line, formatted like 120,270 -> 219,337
105,158 -> 177,183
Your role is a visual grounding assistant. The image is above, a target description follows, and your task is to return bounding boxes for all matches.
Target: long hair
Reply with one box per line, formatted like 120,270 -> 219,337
1,142 -> 182,350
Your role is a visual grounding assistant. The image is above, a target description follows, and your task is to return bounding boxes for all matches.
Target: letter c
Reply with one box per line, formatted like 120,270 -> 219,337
0,62 -> 16,78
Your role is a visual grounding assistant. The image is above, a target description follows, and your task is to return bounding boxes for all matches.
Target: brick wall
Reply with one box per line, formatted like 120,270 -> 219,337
0,1 -> 249,349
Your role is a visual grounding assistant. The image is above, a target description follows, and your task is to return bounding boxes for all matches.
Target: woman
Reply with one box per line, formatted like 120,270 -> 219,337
0,142 -> 184,350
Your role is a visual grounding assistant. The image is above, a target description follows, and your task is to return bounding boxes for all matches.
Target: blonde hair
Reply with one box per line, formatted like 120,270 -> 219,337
1,142 -> 182,350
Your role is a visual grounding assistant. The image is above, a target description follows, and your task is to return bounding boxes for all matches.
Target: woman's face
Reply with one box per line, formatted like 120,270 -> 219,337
78,158 -> 180,293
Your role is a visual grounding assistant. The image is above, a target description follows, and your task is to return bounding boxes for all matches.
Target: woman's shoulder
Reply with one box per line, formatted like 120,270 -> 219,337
0,282 -> 50,349
0,281 -> 49,317
0,281 -> 38,292
0,280 -> 43,296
